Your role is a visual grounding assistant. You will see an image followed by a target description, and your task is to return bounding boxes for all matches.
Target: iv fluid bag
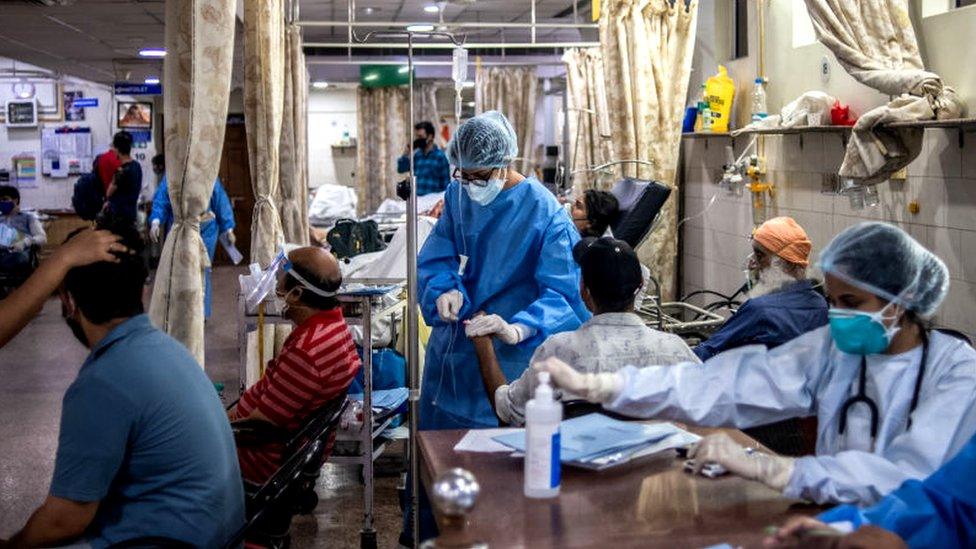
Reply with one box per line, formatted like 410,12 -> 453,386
452,47 -> 468,87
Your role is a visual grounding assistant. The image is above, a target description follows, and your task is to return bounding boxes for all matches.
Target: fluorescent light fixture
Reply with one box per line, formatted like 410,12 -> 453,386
423,5 -> 439,13
144,77 -> 160,85
466,101 -> 475,107
462,81 -> 475,88
311,81 -> 330,89
138,48 -> 166,58
406,24 -> 434,32
364,73 -> 379,81
397,66 -> 409,74
362,7 -> 376,14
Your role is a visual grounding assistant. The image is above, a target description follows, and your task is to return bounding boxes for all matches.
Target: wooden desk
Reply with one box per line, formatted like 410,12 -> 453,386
419,427 -> 820,549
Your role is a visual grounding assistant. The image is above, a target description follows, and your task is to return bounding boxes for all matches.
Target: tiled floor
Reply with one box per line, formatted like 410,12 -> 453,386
0,267 -> 403,547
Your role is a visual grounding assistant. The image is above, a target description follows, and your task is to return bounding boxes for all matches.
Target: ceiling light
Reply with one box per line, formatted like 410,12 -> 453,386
423,5 -> 439,13
311,81 -> 329,89
466,101 -> 475,107
397,66 -> 409,74
144,77 -> 160,85
362,7 -> 376,14
138,48 -> 166,58
406,24 -> 434,32
461,81 -> 475,88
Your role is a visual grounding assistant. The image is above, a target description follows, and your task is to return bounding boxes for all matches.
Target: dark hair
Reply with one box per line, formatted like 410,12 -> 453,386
113,131 -> 134,155
415,121 -> 436,138
284,263 -> 341,311
64,219 -> 147,324
0,185 -> 19,202
581,190 -> 620,238
152,153 -> 164,167
588,291 -> 637,314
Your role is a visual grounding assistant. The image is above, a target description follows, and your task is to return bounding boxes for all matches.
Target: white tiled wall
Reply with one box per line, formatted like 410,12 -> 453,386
680,129 -> 976,341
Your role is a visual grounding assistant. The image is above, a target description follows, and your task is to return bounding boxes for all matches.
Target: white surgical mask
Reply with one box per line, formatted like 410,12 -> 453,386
465,177 -> 504,206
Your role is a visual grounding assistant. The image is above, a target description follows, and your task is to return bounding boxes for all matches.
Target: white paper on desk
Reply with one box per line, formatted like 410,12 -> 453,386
454,428 -> 522,453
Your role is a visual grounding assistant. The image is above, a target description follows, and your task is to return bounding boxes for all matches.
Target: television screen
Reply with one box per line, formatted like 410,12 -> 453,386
117,101 -> 152,130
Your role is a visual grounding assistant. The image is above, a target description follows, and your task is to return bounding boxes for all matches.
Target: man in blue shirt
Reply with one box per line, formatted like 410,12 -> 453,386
0,223 -> 244,548
694,216 -> 828,361
397,121 -> 450,196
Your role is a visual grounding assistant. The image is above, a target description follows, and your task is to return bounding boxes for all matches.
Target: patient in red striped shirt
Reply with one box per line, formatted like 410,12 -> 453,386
228,246 -> 360,485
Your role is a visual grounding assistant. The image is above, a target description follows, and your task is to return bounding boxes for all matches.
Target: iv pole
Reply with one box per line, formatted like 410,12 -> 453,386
352,28 -> 465,549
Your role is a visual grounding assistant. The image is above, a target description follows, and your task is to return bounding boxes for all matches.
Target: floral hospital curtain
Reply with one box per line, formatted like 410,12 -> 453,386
562,47 -> 614,191
244,0 -> 286,267
600,0 -> 699,300
279,23 -> 310,245
356,86 -> 409,215
149,0 -> 236,366
475,67 -> 538,174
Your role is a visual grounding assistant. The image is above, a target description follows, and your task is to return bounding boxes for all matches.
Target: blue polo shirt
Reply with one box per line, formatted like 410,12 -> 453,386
50,315 -> 245,548
397,145 -> 451,196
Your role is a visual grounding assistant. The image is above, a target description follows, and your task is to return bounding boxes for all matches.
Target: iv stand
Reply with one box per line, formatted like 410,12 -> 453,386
353,28 -> 465,549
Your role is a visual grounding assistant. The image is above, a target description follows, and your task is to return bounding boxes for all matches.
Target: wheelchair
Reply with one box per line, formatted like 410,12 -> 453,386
226,393 -> 350,549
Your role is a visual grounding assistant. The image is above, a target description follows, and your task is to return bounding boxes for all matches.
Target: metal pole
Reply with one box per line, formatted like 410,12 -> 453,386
531,0 -> 537,44
306,59 -> 567,67
406,31 -> 421,549
298,20 -> 598,29
360,296 -> 376,548
304,41 -> 600,49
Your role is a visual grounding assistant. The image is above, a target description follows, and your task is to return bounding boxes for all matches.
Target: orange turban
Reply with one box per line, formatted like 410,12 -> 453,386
753,216 -> 812,266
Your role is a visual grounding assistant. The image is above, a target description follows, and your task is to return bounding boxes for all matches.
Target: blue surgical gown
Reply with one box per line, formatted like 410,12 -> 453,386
819,431 -> 976,548
150,176 -> 236,318
417,178 -> 590,430
694,280 -> 828,361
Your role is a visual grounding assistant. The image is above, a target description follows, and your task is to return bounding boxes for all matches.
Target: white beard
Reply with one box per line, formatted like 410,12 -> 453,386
748,266 -> 799,300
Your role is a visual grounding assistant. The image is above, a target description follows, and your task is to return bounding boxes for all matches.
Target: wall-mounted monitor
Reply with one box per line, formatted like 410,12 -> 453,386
117,101 -> 153,130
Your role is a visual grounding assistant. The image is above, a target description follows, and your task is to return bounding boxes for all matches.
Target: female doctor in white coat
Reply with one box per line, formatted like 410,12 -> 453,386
537,222 -> 976,505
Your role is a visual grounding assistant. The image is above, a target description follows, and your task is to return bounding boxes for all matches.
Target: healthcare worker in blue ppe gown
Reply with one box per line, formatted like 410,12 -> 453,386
149,160 -> 236,318
538,222 -> 976,507
417,110 -> 590,430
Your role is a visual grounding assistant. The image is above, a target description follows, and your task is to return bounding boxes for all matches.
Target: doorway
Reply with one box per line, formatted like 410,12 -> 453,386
216,119 -> 253,265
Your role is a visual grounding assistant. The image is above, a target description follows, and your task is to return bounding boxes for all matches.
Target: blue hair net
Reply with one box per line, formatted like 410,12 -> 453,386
818,222 -> 949,318
446,110 -> 519,169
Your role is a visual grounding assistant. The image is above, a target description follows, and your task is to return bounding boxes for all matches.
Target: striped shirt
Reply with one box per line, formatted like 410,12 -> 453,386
237,308 -> 361,484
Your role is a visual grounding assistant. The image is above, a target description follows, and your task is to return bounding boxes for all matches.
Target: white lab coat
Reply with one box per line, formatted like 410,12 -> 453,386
606,326 -> 976,505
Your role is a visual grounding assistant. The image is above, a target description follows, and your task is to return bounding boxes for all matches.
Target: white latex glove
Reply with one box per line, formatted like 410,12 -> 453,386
149,220 -> 161,243
687,433 -> 795,492
531,357 -> 623,404
464,314 -> 522,345
224,229 -> 236,245
435,289 -> 463,322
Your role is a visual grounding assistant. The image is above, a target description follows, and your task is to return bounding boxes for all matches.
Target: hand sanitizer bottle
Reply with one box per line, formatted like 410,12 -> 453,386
524,371 -> 562,498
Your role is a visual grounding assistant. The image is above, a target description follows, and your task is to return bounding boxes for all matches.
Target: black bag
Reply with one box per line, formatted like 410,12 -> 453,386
72,170 -> 105,221
326,218 -> 387,259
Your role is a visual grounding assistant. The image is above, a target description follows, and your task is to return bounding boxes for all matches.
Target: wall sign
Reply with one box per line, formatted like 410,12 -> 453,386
114,82 -> 162,95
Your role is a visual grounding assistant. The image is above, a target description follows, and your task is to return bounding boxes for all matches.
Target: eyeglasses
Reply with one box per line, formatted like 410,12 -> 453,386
452,167 -> 493,188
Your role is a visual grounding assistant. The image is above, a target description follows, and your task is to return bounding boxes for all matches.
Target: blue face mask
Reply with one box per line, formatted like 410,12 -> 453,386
0,201 -> 14,215
464,177 -> 505,206
828,304 -> 901,355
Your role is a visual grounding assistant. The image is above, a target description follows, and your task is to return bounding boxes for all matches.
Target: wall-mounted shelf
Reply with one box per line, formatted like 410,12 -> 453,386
884,117 -> 976,130
732,125 -> 853,136
681,132 -> 733,139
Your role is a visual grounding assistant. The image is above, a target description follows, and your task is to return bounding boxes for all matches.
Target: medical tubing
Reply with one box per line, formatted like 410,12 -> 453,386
676,193 -> 719,230
907,326 -> 929,430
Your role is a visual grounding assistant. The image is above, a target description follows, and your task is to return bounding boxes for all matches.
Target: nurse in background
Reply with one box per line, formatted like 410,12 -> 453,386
418,110 -> 590,430
149,154 -> 236,318
537,221 -> 976,507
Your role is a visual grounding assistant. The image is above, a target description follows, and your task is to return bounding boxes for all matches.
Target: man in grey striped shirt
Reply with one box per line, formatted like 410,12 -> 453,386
472,236 -> 699,426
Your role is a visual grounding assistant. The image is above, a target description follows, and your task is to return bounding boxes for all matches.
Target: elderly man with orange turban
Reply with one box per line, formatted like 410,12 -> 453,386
693,216 -> 828,361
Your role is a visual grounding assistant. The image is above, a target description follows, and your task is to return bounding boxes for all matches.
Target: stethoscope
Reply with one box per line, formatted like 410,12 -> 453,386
838,328 -> 929,439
